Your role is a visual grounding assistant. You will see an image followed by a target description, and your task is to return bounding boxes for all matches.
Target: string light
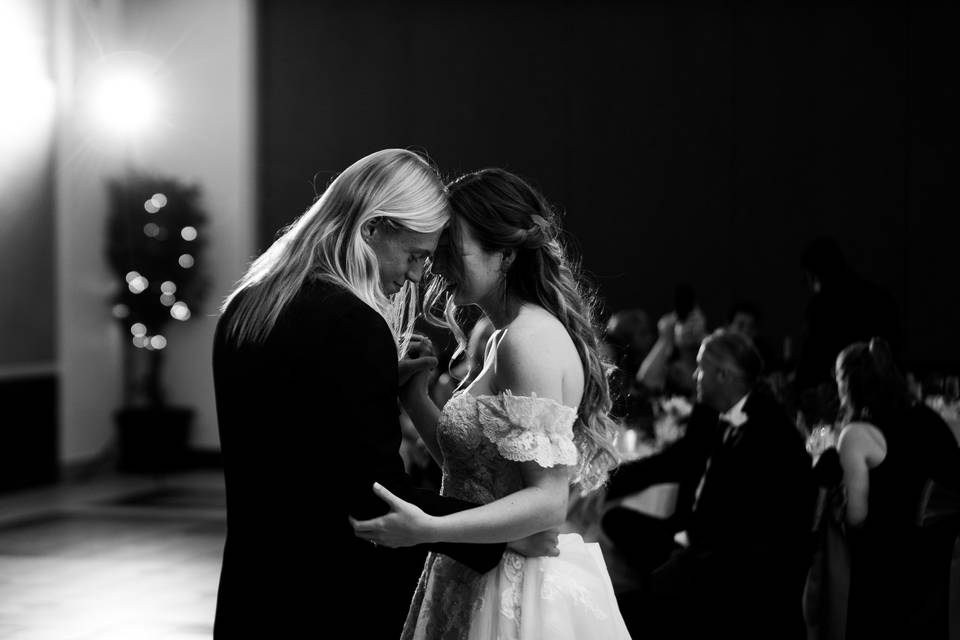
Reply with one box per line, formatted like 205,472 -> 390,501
171,301 -> 191,321
128,276 -> 148,294
178,254 -> 194,268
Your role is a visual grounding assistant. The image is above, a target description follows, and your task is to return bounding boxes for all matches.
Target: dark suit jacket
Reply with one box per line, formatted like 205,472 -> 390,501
657,387 -> 816,638
212,279 -> 503,638
606,403 -> 720,529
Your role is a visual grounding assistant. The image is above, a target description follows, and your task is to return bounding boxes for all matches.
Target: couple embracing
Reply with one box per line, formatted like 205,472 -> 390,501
212,149 -> 631,639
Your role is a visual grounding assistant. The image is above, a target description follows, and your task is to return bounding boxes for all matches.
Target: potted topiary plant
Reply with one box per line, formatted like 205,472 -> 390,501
105,172 -> 208,472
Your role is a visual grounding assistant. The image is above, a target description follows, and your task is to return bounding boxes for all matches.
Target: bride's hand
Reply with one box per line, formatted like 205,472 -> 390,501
349,483 -> 439,548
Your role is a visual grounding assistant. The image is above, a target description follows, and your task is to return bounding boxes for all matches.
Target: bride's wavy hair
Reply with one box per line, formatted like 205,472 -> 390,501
221,149 -> 449,353
423,168 -> 621,494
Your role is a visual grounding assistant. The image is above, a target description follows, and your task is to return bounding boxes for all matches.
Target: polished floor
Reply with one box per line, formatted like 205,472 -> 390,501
0,470 -> 956,639
0,471 -> 225,640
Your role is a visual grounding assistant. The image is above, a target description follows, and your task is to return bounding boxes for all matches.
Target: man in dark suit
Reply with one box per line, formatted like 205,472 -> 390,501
615,329 -> 815,639
211,150 -> 554,638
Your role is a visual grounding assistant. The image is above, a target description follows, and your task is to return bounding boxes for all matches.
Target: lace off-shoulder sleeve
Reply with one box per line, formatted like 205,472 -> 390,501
475,392 -> 579,468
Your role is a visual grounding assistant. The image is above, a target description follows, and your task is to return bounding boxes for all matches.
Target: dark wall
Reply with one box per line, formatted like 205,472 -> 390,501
257,1 -> 956,370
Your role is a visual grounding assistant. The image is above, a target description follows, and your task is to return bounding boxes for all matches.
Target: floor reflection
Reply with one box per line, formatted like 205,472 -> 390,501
0,471 -> 224,639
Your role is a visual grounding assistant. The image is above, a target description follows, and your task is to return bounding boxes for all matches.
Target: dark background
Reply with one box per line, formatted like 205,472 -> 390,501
256,1 -> 957,371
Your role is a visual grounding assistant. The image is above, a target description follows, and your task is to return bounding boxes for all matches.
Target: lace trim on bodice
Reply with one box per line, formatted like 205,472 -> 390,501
454,391 -> 579,468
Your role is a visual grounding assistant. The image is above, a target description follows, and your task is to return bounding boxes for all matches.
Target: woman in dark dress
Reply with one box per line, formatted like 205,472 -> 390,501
835,338 -> 960,639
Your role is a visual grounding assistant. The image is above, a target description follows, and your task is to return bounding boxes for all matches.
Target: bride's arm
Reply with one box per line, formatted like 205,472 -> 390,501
426,463 -> 570,543
353,322 -> 576,546
400,372 -> 444,464
354,463 -> 570,546
398,335 -> 444,464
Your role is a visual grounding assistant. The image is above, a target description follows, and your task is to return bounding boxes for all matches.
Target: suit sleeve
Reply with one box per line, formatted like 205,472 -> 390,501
333,301 -> 504,573
605,404 -> 718,501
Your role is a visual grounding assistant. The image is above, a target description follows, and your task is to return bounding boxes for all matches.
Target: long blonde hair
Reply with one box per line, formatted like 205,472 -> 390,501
424,168 -> 621,495
221,149 -> 449,352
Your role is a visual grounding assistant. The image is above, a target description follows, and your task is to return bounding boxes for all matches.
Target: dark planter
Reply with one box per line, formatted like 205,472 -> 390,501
115,406 -> 193,473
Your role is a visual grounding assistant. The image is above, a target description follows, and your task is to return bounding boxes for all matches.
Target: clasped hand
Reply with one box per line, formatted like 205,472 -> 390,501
397,333 -> 438,388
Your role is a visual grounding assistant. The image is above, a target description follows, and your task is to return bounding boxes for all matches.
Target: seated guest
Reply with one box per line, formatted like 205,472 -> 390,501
726,300 -> 779,373
603,308 -> 656,379
833,338 -> 960,639
602,308 -> 656,427
617,329 -> 815,640
636,286 -> 707,399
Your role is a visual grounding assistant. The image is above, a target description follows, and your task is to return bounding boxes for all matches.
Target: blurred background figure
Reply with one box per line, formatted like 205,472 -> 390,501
612,329 -> 814,639
603,309 -> 656,381
725,300 -> 778,373
826,338 -> 960,640
602,308 -> 655,427
636,284 -> 707,400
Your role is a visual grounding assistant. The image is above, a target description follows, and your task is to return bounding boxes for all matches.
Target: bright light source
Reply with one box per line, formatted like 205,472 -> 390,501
144,199 -> 160,213
160,293 -> 176,306
160,281 -> 177,294
90,69 -> 158,138
178,254 -> 194,269
181,226 -> 198,241
151,193 -> 167,208
150,335 -> 167,350
171,302 -> 191,321
130,323 -> 147,337
0,4 -> 55,160
125,271 -> 141,283
132,336 -> 148,348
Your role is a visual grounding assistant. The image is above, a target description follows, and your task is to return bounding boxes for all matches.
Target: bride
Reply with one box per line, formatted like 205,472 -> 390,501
351,168 -> 631,639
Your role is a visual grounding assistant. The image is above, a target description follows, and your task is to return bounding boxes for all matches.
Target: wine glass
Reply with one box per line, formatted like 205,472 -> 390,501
805,422 -> 837,463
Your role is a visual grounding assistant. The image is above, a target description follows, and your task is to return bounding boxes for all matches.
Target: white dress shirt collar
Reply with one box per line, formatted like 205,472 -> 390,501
720,393 -> 750,428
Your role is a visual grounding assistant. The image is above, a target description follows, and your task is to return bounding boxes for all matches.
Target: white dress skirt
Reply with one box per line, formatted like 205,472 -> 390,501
465,533 -> 630,640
